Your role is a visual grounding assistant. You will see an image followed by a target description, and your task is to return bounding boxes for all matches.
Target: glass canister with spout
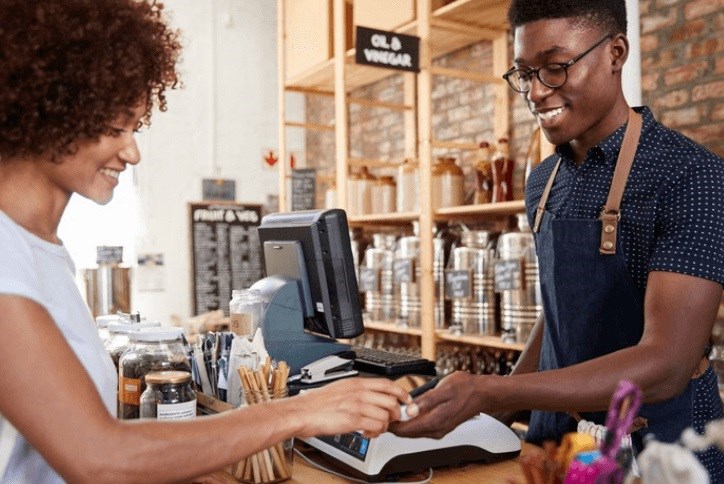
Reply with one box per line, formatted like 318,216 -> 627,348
446,230 -> 497,335
394,234 -> 421,328
496,213 -> 542,345
433,237 -> 446,329
360,234 -> 397,322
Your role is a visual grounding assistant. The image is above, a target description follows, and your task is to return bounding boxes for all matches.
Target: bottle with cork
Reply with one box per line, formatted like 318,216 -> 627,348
491,137 -> 515,202
473,141 -> 493,204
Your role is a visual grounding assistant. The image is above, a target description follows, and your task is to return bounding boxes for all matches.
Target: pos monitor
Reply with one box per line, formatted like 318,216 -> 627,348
251,209 -> 363,373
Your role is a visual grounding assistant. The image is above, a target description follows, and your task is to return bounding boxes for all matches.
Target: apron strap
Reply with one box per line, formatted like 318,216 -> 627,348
599,109 -> 643,255
533,157 -> 562,233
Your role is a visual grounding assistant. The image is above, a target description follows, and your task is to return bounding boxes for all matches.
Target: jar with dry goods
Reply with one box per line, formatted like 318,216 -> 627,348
432,157 -> 464,209
229,289 -> 264,338
118,327 -> 191,420
105,320 -> 161,371
140,371 -> 197,420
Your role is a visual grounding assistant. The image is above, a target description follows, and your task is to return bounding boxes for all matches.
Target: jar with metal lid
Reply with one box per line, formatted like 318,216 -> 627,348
432,157 -> 464,209
370,175 -> 396,214
140,371 -> 197,420
105,320 -> 161,370
396,159 -> 419,212
118,327 -> 191,420
229,289 -> 264,338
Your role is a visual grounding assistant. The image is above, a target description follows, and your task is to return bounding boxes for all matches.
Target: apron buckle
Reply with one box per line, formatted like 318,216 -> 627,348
599,209 -> 620,255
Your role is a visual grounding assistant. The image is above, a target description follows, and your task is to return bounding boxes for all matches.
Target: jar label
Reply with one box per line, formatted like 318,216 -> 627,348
157,399 -> 197,420
230,313 -> 254,336
119,376 -> 142,405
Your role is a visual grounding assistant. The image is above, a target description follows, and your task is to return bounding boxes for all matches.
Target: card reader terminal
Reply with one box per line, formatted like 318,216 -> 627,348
300,412 -> 521,482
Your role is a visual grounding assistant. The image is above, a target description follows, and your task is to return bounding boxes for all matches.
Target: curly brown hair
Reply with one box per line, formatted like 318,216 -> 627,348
0,0 -> 181,160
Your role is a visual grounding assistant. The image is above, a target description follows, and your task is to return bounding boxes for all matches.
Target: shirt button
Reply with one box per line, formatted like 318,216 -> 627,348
603,241 -> 614,250
604,225 -> 615,233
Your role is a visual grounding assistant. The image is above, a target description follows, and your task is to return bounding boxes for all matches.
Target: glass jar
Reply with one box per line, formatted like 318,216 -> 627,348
105,320 -> 161,371
118,327 -> 191,420
140,371 -> 197,420
229,289 -> 264,338
432,157 -> 464,209
95,314 -> 120,348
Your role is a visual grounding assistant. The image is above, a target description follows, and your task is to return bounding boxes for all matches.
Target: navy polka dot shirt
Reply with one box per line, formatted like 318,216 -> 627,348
525,106 -> 724,292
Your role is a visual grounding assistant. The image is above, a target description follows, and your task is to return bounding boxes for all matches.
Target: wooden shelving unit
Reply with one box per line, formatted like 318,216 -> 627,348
277,0 -> 529,362
436,330 -> 525,352
364,320 -> 424,337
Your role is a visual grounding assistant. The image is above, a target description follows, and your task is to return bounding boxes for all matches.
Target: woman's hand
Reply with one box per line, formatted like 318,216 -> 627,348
293,377 -> 412,438
389,371 -> 490,439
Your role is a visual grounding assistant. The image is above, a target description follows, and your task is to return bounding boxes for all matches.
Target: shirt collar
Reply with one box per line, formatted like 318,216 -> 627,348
554,106 -> 655,167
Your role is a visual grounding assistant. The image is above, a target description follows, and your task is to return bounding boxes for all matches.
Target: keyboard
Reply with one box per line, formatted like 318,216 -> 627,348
351,346 -> 437,377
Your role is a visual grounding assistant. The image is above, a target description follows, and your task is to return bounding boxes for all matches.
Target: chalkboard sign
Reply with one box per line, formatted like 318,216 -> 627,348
202,179 -> 236,201
189,202 -> 263,316
96,246 -> 123,265
358,267 -> 380,293
445,269 -> 473,299
291,168 -> 316,211
355,26 -> 420,73
494,258 -> 524,292
394,258 -> 415,284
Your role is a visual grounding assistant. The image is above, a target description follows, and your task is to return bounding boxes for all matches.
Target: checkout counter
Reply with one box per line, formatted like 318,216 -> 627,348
292,441 -> 536,483
207,440 -> 535,483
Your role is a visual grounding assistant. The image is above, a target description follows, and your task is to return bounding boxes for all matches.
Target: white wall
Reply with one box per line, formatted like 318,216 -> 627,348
623,0 -> 642,106
127,0 -> 286,325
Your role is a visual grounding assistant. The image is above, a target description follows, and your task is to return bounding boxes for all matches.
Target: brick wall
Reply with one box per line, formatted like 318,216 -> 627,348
639,0 -> 723,156
306,39 -> 538,203
307,0 -> 722,195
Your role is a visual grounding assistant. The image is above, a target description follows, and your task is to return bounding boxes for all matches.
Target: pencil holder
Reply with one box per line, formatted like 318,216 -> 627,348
237,388 -> 293,483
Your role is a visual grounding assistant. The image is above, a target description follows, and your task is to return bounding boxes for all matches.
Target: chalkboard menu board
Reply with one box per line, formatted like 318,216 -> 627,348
291,168 -> 316,211
189,202 -> 263,316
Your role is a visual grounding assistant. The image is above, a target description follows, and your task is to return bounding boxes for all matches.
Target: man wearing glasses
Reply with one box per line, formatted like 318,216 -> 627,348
392,0 -> 723,477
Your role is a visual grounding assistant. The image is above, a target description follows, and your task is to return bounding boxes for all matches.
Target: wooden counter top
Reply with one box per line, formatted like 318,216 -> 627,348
287,441 -> 536,483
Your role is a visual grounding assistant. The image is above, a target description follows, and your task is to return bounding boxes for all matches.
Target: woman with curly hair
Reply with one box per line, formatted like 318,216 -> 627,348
0,1 -> 412,482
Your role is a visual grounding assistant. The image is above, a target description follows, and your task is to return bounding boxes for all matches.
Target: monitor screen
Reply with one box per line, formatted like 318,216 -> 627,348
257,209 -> 364,340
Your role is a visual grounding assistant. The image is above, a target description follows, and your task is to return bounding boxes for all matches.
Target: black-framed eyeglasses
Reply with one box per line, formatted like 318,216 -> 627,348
503,34 -> 613,93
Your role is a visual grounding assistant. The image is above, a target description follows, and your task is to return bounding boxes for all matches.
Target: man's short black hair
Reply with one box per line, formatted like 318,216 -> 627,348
508,0 -> 627,35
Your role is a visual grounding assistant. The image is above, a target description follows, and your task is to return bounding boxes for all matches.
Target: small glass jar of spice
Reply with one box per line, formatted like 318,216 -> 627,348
140,371 -> 196,420
118,327 -> 191,420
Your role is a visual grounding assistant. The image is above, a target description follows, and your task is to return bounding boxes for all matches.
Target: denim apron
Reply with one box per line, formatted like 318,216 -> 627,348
525,110 -> 723,479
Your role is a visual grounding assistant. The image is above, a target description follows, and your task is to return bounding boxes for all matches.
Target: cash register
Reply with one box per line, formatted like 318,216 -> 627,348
250,209 -> 521,481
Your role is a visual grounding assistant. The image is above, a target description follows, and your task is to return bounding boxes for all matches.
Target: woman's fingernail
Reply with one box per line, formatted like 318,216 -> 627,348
406,403 -> 419,417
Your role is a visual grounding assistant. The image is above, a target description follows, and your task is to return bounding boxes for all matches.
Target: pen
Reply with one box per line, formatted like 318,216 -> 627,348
409,376 -> 441,399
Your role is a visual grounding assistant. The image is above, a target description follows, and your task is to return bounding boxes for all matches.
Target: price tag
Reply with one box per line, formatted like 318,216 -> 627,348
445,269 -> 473,299
394,258 -> 415,284
494,258 -> 525,292
358,267 -> 380,292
